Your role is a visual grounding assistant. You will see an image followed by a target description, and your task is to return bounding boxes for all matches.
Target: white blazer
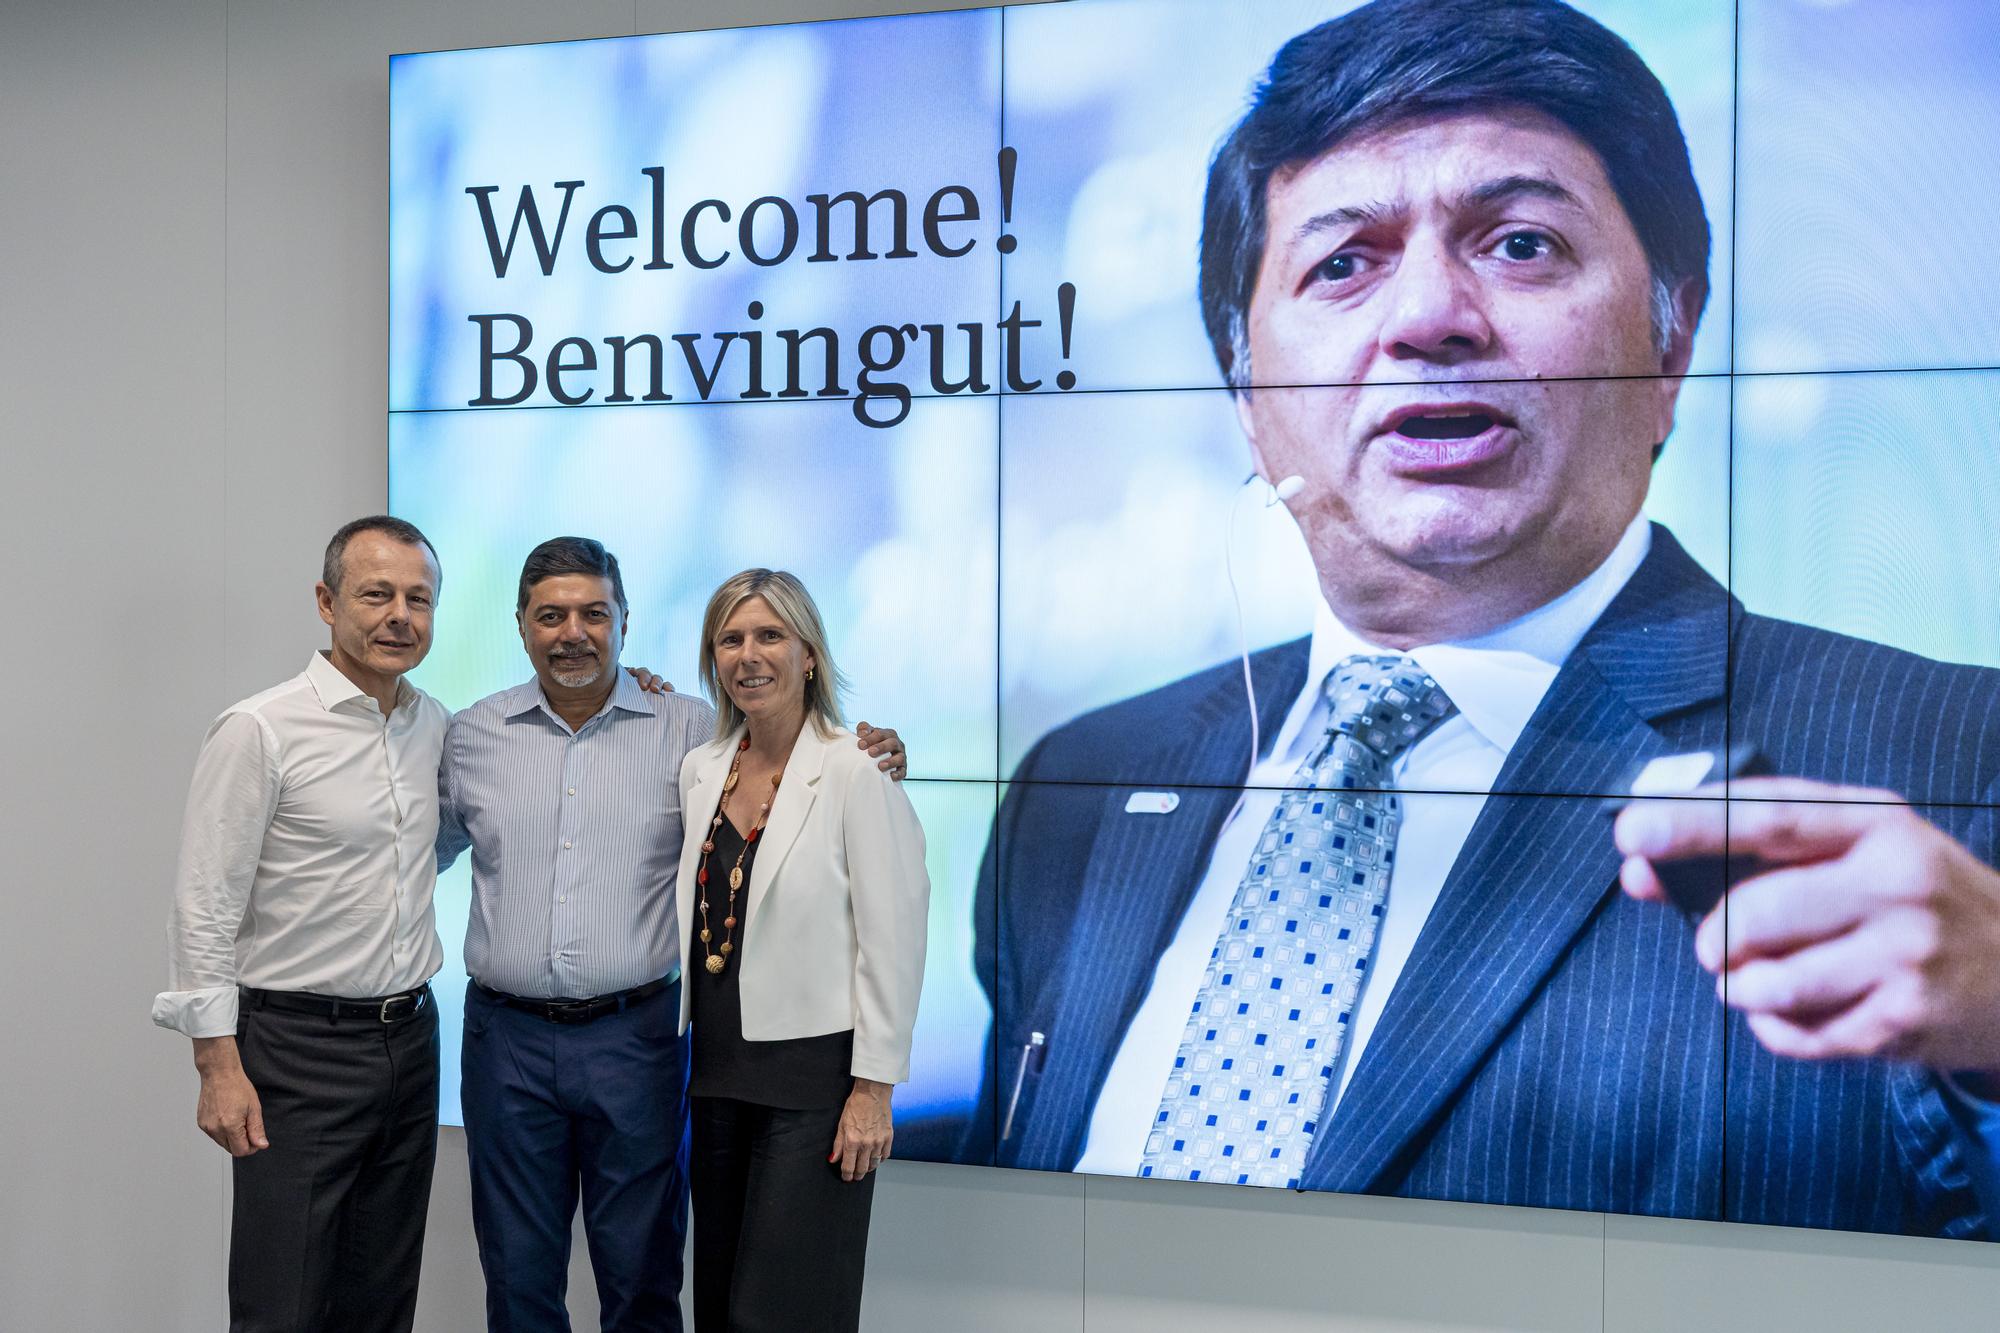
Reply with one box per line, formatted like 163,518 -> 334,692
676,724 -> 930,1085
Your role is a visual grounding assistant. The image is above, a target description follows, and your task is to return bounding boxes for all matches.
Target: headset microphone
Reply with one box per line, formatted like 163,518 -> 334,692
1224,473 -> 1307,821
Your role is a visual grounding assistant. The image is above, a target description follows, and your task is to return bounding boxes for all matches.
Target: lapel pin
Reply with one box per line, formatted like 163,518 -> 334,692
1124,791 -> 1181,815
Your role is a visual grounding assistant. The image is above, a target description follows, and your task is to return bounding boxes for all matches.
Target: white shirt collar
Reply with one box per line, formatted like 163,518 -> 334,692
305,649 -> 415,715
1273,515 -> 1653,763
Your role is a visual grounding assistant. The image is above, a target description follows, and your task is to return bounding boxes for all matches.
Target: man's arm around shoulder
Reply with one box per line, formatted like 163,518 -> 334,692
435,708 -> 473,874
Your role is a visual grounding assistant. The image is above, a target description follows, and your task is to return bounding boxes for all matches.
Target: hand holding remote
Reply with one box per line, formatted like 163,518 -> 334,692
1614,771 -> 2000,1076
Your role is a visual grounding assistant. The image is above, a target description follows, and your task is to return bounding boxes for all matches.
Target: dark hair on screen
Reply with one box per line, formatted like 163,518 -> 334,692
515,536 -> 628,615
1199,0 -> 1711,387
322,515 -> 440,592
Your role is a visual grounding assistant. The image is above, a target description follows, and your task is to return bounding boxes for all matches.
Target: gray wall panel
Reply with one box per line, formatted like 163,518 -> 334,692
1082,1175 -> 1606,1333
0,1 -> 229,1328
1604,1213 -> 2000,1333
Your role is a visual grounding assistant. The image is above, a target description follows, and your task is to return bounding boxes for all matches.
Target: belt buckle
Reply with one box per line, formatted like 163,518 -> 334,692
379,993 -> 416,1023
546,998 -> 595,1025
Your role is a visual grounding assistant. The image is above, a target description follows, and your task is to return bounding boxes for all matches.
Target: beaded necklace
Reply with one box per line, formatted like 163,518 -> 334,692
696,736 -> 779,975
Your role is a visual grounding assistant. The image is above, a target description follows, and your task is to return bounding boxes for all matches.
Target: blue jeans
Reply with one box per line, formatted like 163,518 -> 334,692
462,979 -> 688,1332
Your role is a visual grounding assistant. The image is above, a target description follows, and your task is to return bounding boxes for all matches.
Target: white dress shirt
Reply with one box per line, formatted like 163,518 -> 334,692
152,652 -> 449,1038
1075,516 -> 1653,1176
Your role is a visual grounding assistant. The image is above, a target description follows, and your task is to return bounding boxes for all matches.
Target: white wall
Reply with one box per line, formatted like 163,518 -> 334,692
6,0 -> 2000,1328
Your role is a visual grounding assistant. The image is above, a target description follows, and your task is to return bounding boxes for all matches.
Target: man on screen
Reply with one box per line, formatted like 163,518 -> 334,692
963,0 -> 2000,1236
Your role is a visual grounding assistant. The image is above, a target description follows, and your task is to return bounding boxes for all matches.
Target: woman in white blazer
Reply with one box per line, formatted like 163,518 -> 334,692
676,568 -> 929,1333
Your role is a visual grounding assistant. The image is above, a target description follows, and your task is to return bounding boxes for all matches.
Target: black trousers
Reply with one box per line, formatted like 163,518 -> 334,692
229,992 -> 440,1333
689,1098 -> 874,1333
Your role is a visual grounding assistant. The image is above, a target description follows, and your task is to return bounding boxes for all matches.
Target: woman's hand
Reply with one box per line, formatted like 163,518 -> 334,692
830,1078 -> 894,1182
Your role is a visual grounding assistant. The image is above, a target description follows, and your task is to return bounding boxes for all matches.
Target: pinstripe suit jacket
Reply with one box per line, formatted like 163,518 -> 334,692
962,525 -> 2000,1237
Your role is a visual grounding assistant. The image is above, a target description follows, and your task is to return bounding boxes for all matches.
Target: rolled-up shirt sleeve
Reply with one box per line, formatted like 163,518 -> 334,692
844,764 -> 930,1085
152,710 -> 281,1038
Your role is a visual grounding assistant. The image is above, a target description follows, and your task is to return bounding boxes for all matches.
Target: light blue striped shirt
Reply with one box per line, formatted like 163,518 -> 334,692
437,671 -> 716,998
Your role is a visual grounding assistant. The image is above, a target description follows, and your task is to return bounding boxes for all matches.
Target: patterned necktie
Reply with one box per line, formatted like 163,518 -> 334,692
1140,654 -> 1456,1187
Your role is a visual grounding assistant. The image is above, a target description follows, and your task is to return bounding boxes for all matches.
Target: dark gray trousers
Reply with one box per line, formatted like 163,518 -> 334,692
229,992 -> 440,1333
689,1097 -> 874,1333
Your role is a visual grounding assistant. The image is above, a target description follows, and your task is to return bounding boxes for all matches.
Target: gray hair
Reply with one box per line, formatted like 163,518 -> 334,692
322,515 -> 439,592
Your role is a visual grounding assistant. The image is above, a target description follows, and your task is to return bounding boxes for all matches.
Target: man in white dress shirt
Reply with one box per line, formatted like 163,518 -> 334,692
155,515 -> 448,1333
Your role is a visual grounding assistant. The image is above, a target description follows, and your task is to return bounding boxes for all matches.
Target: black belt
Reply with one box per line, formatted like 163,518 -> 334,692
474,973 -> 675,1025
243,983 -> 432,1024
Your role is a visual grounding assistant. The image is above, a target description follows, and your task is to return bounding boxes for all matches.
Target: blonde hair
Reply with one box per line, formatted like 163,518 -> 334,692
698,568 -> 847,740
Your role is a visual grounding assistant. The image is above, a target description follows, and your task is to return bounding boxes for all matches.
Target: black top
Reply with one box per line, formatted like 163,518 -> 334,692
688,803 -> 855,1109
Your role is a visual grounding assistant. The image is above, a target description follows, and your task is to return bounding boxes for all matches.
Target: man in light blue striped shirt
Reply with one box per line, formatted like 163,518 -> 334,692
438,537 -> 903,1332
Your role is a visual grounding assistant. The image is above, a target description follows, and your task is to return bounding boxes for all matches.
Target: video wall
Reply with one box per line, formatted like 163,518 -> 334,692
390,0 -> 2000,1238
